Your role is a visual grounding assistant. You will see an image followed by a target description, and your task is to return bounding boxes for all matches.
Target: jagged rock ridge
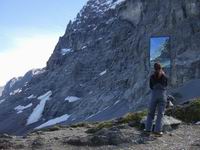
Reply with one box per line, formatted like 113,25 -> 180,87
2,69 -> 45,97
0,0 -> 199,135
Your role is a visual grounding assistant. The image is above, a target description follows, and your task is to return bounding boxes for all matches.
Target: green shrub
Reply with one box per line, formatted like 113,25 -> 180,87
86,121 -> 114,134
116,110 -> 148,124
166,98 -> 200,123
86,110 -> 148,134
39,125 -> 62,132
70,122 -> 90,128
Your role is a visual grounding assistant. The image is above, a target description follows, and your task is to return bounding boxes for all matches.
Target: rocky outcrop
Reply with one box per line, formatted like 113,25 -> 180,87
0,110 -> 199,150
166,98 -> 200,123
1,69 -> 45,97
0,87 -> 3,97
140,115 -> 182,132
0,0 -> 199,135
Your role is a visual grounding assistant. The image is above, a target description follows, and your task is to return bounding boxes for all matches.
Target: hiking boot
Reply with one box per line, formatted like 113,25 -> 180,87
143,129 -> 151,136
153,132 -> 163,137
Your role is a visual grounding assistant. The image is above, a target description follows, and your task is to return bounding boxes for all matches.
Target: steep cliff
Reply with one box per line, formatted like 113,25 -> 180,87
0,0 -> 199,135
1,69 -> 45,97
0,87 -> 3,97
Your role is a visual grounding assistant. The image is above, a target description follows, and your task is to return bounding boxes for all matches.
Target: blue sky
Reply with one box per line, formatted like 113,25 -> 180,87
150,37 -> 169,60
0,0 -> 88,86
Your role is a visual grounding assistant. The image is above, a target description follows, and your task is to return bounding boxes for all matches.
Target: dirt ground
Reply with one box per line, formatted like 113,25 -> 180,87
0,124 -> 199,150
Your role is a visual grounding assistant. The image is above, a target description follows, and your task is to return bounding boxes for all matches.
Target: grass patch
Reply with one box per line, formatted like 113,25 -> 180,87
39,125 -> 62,132
70,122 -> 90,128
116,111 -> 147,125
166,98 -> 200,123
86,110 -> 148,134
86,121 -> 114,134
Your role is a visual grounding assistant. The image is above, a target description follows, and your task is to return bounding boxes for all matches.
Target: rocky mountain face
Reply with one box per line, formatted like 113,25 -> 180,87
0,0 -> 199,135
0,87 -> 4,97
1,69 -> 45,98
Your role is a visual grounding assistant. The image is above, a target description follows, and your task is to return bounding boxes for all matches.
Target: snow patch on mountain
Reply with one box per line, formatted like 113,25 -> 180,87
9,77 -> 21,89
26,91 -> 52,125
92,0 -> 126,12
35,114 -> 71,129
100,70 -> 107,76
81,46 -> 87,50
0,87 -> 4,96
65,96 -> 80,103
0,99 -> 6,105
32,69 -> 46,76
114,100 -> 120,105
107,0 -> 126,9
27,94 -> 37,99
78,0 -> 126,19
61,48 -> 73,56
14,103 -> 33,114
10,88 -> 22,95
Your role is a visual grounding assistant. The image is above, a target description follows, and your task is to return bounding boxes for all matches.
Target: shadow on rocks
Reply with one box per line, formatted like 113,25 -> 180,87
32,137 -> 45,149
64,127 -> 130,146
190,139 -> 200,149
0,138 -> 13,149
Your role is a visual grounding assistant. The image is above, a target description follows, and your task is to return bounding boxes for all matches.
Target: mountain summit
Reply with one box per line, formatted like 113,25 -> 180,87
0,0 -> 200,135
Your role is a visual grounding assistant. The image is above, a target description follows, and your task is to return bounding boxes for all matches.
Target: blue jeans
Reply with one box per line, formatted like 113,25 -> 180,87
145,90 -> 167,132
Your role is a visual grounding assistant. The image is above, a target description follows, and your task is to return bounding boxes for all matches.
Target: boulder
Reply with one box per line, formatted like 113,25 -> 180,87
166,99 -> 200,123
0,138 -> 13,149
140,115 -> 182,132
64,136 -> 91,146
31,137 -> 45,149
91,127 -> 129,146
65,127 -> 130,146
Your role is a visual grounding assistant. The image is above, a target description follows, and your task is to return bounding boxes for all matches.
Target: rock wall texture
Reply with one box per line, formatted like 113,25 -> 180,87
0,0 -> 199,135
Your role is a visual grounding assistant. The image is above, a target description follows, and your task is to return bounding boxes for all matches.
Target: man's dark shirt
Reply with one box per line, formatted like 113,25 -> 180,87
150,73 -> 168,90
